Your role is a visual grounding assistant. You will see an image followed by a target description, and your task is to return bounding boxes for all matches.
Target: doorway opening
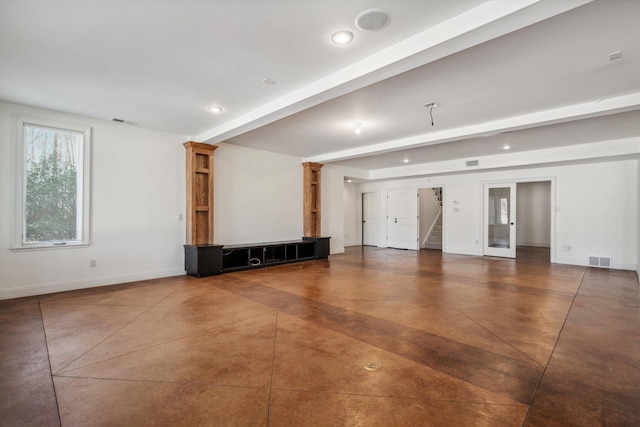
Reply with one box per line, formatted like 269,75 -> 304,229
483,180 -> 552,261
516,181 -> 552,262
419,187 -> 443,251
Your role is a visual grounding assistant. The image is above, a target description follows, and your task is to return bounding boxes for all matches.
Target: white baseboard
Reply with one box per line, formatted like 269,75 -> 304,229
0,268 -> 185,300
330,246 -> 345,255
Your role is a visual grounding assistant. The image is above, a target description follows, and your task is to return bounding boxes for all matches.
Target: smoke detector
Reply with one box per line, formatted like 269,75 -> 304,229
355,9 -> 390,31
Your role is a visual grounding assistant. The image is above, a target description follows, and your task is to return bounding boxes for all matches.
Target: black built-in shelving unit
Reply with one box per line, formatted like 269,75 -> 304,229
184,237 -> 330,277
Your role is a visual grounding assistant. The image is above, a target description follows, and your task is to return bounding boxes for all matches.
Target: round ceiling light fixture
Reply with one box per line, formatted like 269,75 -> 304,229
355,9 -> 390,32
331,30 -> 354,45
208,105 -> 223,113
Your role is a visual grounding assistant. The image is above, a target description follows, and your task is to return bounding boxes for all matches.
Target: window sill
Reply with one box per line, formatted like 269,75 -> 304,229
11,243 -> 91,252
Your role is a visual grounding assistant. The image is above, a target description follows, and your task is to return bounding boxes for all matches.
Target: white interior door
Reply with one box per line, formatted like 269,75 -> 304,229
484,183 -> 517,258
362,192 -> 378,246
388,189 -> 418,250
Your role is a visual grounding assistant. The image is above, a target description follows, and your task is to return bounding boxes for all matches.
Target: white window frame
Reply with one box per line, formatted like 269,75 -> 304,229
13,116 -> 91,250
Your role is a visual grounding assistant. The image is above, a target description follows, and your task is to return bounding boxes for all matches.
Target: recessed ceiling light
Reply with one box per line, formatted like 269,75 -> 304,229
355,9 -> 390,32
503,144 -> 511,150
262,78 -> 276,85
208,105 -> 223,113
403,159 -> 409,163
354,123 -> 362,134
331,31 -> 354,45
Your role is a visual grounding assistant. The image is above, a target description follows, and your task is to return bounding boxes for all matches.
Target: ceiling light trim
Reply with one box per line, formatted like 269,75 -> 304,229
331,31 -> 354,45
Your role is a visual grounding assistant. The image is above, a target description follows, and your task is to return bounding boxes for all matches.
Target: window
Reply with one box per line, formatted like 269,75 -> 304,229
14,117 -> 91,249
499,197 -> 509,225
488,191 -> 510,225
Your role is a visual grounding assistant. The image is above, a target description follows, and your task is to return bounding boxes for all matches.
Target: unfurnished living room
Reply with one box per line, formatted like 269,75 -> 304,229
0,1 -> 639,426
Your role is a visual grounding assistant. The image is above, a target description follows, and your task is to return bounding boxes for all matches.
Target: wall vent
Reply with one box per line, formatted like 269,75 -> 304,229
589,256 -> 611,268
466,160 -> 479,167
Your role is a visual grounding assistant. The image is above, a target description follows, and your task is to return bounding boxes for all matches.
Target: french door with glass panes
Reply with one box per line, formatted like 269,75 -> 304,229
484,183 -> 516,258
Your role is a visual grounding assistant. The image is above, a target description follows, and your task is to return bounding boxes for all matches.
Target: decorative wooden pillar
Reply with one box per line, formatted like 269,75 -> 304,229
302,162 -> 323,237
184,141 -> 217,245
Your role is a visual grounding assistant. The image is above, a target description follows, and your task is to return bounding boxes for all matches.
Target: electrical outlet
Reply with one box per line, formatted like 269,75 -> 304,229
561,245 -> 571,252
90,260 -> 97,268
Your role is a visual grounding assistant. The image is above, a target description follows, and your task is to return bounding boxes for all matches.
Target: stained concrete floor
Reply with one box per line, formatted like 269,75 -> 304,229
1,246 -> 638,426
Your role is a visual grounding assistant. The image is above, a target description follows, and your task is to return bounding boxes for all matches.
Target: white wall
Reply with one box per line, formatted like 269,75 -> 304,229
0,101 -> 189,299
213,143 -> 303,245
516,181 -> 551,247
321,164 -> 346,254
556,161 -> 636,269
0,102 -> 340,299
638,155 -> 640,281
343,182 -> 358,246
356,158 -> 638,270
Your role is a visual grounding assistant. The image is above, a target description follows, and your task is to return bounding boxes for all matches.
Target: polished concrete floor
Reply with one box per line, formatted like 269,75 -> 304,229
1,246 -> 639,426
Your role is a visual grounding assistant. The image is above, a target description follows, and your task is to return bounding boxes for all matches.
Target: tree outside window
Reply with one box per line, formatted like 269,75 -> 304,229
24,124 -> 83,242
16,118 -> 90,249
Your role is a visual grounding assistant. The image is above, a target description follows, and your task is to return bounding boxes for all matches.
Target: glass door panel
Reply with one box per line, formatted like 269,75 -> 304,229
484,183 -> 516,258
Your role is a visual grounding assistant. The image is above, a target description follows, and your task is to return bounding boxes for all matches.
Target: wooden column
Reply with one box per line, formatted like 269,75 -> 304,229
184,142 -> 217,245
302,162 -> 323,237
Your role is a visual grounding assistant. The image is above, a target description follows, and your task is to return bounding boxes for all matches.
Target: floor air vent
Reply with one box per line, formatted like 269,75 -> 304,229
589,256 -> 611,268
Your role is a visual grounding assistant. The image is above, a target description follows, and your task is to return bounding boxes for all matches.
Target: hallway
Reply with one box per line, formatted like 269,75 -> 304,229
1,247 -> 638,426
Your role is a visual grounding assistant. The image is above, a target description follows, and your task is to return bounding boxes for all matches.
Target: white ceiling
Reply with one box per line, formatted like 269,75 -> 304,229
1,0 -> 639,174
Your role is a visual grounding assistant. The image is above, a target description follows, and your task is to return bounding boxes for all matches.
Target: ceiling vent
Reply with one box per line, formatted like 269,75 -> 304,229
355,9 -> 390,31
608,50 -> 623,61
589,256 -> 611,268
112,118 -> 138,125
466,160 -> 479,167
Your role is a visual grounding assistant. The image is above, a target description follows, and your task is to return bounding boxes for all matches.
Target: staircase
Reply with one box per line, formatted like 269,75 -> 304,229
425,188 -> 443,250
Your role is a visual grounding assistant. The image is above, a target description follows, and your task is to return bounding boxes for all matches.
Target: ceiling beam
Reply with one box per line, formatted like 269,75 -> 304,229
196,0 -> 592,145
306,92 -> 640,163
367,137 -> 640,181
